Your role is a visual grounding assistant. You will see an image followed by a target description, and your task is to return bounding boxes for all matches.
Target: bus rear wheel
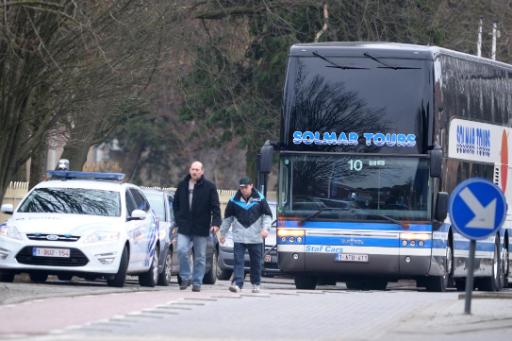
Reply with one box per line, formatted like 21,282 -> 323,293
294,275 -> 317,290
477,240 -> 502,291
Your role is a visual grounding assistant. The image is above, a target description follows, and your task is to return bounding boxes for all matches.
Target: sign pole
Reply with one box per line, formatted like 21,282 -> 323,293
449,178 -> 507,315
464,239 -> 476,314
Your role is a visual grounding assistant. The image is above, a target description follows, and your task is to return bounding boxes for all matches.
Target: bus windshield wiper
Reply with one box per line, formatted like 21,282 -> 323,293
363,52 -> 420,70
312,51 -> 368,70
369,212 -> 409,228
299,207 -> 341,224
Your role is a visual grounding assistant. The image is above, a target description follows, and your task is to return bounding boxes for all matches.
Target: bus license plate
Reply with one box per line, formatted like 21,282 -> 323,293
335,253 -> 368,263
33,247 -> 70,258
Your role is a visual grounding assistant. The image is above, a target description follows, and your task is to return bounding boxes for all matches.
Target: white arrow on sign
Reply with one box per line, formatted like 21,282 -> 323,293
459,187 -> 496,229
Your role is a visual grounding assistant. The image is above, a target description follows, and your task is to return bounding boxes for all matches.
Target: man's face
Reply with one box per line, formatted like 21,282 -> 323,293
240,184 -> 253,197
189,162 -> 204,181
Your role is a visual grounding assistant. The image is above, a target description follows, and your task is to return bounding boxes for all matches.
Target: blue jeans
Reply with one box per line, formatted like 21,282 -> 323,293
177,233 -> 208,286
233,243 -> 262,288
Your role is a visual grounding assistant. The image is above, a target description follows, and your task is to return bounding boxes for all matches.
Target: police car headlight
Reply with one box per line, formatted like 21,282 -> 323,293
84,231 -> 121,244
0,224 -> 23,240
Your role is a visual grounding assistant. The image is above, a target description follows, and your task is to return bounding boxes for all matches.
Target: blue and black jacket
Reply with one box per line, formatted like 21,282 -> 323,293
220,189 -> 272,244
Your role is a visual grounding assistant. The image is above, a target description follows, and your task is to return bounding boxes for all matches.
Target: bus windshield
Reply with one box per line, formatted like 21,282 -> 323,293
282,56 -> 431,153
279,154 -> 431,221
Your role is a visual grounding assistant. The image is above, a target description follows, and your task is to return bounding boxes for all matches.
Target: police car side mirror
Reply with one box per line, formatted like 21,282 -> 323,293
429,144 -> 443,178
435,192 -> 448,222
128,209 -> 146,221
1,204 -> 13,215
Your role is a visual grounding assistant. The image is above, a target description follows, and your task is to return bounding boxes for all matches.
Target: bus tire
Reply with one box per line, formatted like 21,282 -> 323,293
425,243 -> 453,292
454,278 -> 465,291
294,275 -> 317,290
477,239 -> 502,291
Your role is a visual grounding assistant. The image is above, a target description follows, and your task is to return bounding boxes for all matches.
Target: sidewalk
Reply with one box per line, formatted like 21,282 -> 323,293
383,292 -> 512,341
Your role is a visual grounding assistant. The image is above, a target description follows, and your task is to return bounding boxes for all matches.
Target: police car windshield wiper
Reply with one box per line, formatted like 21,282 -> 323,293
299,207 -> 342,224
363,52 -> 420,70
312,51 -> 368,70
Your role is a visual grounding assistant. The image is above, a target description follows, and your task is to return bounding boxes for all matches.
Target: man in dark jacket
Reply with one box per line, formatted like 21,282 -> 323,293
173,161 -> 221,291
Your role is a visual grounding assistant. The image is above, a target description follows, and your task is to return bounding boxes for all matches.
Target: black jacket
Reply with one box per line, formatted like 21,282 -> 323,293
172,175 -> 221,237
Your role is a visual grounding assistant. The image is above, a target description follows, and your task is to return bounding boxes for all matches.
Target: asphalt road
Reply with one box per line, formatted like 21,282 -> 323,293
1,275 -> 511,341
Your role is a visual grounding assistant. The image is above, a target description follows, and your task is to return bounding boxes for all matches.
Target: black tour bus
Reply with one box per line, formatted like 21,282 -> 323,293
260,42 -> 512,291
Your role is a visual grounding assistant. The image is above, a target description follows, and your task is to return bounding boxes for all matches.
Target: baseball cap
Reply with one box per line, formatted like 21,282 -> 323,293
239,176 -> 253,187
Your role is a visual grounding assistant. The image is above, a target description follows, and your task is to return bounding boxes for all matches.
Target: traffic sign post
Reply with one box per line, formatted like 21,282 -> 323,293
448,178 -> 507,314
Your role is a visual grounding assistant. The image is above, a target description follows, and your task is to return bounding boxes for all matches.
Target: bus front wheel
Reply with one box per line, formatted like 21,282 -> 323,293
294,275 -> 317,290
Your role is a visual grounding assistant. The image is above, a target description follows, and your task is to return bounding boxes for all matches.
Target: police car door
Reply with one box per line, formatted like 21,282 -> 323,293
125,189 -> 147,270
130,188 -> 156,271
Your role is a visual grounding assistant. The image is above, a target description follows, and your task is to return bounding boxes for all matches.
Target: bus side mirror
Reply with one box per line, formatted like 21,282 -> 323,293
435,192 -> 448,222
429,144 -> 443,178
259,140 -> 274,173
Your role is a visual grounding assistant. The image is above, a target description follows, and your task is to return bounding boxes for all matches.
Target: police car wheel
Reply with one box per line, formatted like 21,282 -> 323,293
29,272 -> 48,283
203,249 -> 218,285
157,248 -> 172,286
0,271 -> 15,282
57,274 -> 73,281
216,263 -> 232,280
107,246 -> 129,287
139,249 -> 159,287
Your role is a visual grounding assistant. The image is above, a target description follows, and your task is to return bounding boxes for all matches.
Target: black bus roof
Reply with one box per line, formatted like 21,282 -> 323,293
290,42 -> 512,71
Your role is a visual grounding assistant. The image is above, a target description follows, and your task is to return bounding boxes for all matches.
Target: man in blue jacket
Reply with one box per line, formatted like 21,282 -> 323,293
219,176 -> 272,293
173,161 -> 221,292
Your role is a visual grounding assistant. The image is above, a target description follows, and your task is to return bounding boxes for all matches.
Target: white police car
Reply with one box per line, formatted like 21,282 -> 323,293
0,171 -> 160,287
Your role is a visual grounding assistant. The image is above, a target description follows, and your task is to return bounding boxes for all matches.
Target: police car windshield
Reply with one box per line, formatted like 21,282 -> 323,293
18,188 -> 121,217
279,155 -> 431,221
143,191 -> 165,221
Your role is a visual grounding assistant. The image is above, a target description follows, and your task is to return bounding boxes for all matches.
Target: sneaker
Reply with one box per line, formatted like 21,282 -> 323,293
192,285 -> 201,292
229,284 -> 241,293
252,284 -> 261,293
179,279 -> 191,290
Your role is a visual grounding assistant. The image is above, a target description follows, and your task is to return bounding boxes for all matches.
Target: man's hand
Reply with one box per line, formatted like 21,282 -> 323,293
261,229 -> 269,238
220,236 -> 225,244
211,226 -> 219,234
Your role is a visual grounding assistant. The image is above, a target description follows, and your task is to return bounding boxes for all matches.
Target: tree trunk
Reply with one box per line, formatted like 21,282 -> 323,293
60,143 -> 91,171
29,137 -> 49,190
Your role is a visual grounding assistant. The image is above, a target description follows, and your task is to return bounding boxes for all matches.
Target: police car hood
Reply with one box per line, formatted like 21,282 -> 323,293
9,213 -> 122,235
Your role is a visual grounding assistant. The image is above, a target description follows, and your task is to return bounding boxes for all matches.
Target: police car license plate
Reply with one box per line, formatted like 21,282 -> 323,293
32,247 -> 70,258
335,253 -> 368,262
264,254 -> 272,263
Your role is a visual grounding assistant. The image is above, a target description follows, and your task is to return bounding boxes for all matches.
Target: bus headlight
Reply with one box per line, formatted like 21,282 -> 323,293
277,229 -> 305,237
277,229 -> 305,244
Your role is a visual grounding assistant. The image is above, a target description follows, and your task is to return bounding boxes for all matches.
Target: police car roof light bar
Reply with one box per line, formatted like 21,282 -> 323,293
48,170 -> 125,181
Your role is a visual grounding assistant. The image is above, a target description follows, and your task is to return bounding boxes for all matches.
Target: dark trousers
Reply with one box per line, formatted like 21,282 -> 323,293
233,242 -> 262,288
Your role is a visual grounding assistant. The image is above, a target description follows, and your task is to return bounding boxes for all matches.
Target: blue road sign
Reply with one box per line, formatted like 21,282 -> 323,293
449,178 -> 507,240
